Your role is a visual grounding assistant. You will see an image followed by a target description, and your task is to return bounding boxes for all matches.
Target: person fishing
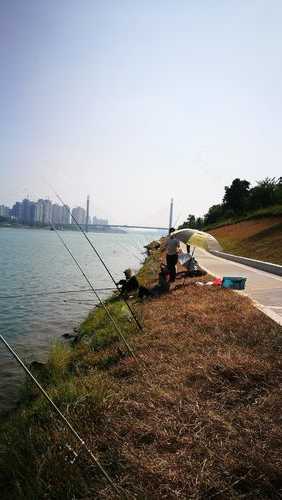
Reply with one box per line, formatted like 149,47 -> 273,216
138,264 -> 171,299
165,227 -> 180,282
117,269 -> 139,296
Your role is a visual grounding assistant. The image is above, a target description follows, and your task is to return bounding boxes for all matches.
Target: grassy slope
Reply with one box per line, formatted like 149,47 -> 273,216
209,217 -> 282,265
0,249 -> 281,499
204,204 -> 282,231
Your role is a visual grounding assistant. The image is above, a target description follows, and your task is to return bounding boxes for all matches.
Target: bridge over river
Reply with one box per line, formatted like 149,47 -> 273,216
54,223 -> 168,232
87,224 -> 168,231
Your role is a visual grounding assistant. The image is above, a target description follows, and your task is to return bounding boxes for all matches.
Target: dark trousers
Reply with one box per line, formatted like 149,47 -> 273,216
166,254 -> 178,282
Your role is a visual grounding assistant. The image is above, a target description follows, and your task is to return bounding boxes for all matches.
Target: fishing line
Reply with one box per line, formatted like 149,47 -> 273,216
129,239 -> 146,263
0,287 -> 116,300
173,213 -> 182,228
48,184 -> 143,331
115,239 -> 143,264
136,238 -> 147,254
63,299 -> 98,305
0,335 -> 125,498
50,223 -> 139,365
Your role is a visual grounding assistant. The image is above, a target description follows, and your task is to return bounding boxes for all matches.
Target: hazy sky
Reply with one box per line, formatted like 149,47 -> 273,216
1,1 -> 282,225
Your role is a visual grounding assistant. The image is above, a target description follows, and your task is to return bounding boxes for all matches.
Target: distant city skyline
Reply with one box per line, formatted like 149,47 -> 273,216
0,195 -> 108,226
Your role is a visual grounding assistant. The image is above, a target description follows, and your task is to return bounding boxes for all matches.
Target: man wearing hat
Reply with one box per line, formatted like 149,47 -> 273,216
117,269 -> 139,295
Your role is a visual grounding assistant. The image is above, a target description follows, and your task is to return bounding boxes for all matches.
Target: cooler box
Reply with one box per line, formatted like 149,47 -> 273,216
221,277 -> 247,290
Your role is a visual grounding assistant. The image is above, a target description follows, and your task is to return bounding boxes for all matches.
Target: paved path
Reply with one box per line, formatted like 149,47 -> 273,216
194,247 -> 282,326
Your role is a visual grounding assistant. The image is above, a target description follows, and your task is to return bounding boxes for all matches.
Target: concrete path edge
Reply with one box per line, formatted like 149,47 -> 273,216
209,250 -> 282,277
196,248 -> 282,326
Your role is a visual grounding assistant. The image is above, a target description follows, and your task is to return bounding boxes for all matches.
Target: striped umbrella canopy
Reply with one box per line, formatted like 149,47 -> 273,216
172,228 -> 218,251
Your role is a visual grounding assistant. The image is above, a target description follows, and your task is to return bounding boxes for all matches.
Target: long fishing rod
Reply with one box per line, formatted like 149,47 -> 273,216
0,334 -> 123,497
63,299 -> 98,305
50,223 -> 139,364
0,287 -> 116,300
49,186 -> 142,331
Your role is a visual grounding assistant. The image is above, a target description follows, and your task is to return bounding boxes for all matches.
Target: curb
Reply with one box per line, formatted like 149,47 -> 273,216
208,250 -> 282,277
205,231 -> 282,276
252,301 -> 282,327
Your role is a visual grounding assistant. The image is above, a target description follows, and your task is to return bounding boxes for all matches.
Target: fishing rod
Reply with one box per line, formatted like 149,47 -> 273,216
173,213 -> 182,229
0,287 -> 116,300
63,299 -> 98,305
49,186 -> 142,331
0,334 -> 124,497
50,223 -> 139,365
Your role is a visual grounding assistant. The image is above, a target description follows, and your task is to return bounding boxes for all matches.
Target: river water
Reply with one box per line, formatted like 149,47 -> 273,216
0,227 -> 163,413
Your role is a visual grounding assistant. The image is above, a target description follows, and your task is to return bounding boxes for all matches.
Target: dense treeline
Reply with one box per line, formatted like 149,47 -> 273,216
179,177 -> 282,229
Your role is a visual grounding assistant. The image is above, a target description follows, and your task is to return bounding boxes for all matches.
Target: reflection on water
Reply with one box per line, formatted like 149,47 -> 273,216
0,227 -> 162,413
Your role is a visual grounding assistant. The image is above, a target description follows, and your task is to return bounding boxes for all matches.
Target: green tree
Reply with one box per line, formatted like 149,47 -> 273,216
187,214 -> 196,228
204,204 -> 225,225
178,214 -> 196,229
249,177 -> 281,209
274,177 -> 282,205
223,178 -> 250,213
195,217 -> 204,229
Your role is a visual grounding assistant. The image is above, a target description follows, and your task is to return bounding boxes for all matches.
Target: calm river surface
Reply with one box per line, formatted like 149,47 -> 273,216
0,227 -> 163,413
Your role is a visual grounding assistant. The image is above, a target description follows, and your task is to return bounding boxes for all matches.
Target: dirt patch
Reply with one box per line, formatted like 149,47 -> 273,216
209,217 -> 282,264
210,217 -> 282,241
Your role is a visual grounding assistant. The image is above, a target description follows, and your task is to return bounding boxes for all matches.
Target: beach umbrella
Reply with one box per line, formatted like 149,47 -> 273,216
172,228 -> 219,251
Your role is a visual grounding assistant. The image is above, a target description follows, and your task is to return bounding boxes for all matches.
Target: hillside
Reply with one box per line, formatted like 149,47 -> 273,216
209,217 -> 282,265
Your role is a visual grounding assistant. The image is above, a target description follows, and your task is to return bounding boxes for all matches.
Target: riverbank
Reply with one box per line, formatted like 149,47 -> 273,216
0,228 -> 160,414
1,243 -> 282,499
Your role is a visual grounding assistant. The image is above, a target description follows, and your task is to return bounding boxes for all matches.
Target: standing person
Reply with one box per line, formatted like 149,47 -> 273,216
166,228 -> 180,282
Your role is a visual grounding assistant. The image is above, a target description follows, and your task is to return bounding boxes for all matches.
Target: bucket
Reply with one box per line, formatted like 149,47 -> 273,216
221,277 -> 247,290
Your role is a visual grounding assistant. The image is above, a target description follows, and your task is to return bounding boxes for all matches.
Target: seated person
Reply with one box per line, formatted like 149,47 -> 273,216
138,264 -> 170,299
117,269 -> 139,295
157,264 -> 171,293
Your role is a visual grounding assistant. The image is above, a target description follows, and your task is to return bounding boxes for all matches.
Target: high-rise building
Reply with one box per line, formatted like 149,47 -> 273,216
43,200 -> 52,225
72,207 -> 86,225
30,203 -> 36,224
51,203 -> 62,224
51,204 -> 70,225
22,198 -> 35,225
11,201 -> 23,221
0,205 -> 10,218
86,195 -> 90,232
62,205 -> 70,225
34,199 -> 45,224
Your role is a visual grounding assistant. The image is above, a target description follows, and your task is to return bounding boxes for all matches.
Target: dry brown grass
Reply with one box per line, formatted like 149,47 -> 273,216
89,284 -> 281,499
210,218 -> 282,265
210,217 -> 282,241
